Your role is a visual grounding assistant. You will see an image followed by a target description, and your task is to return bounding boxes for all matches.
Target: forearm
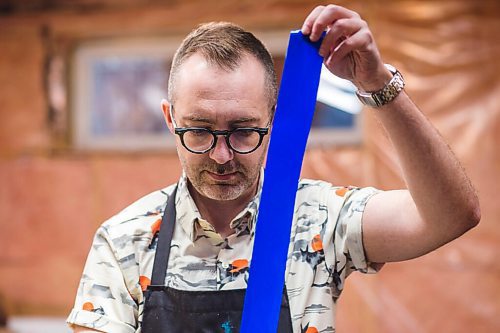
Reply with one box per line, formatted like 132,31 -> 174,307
371,89 -> 480,240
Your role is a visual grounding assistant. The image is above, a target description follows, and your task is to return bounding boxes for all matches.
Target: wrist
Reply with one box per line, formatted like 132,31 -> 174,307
355,64 -> 405,108
354,65 -> 393,92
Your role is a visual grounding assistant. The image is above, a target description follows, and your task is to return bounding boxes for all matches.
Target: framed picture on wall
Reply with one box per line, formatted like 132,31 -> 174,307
72,37 -> 182,151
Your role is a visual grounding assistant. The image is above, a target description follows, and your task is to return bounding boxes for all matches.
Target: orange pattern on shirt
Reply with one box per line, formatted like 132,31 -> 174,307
311,234 -> 323,252
229,259 -> 249,273
335,187 -> 348,197
150,218 -> 162,235
82,302 -> 94,311
139,275 -> 151,291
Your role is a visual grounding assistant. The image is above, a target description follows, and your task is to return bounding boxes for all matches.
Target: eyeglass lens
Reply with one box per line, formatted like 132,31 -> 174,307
182,129 -> 262,153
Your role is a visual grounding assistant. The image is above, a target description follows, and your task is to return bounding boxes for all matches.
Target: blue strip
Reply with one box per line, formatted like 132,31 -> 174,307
240,31 -> 324,333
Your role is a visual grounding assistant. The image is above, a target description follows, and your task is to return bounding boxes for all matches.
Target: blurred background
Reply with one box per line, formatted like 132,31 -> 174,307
0,0 -> 499,332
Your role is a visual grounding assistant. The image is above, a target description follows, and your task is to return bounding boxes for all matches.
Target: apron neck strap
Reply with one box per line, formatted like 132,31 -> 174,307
151,185 -> 178,286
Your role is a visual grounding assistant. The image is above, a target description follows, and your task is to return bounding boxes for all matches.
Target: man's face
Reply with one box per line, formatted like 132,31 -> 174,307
163,52 -> 271,202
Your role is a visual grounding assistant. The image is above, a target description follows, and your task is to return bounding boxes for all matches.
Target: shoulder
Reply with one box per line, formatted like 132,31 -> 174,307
296,178 -> 342,201
98,183 -> 177,241
296,178 -> 380,215
297,178 -> 333,195
298,178 -> 379,198
295,179 -> 342,211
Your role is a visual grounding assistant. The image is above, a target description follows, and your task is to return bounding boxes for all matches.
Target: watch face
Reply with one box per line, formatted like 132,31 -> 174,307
356,92 -> 378,107
356,90 -> 375,106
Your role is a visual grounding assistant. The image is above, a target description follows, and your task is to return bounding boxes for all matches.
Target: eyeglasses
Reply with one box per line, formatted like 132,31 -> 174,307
170,106 -> 270,154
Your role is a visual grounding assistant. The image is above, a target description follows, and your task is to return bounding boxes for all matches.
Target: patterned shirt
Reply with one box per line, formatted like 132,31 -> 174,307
67,173 -> 381,332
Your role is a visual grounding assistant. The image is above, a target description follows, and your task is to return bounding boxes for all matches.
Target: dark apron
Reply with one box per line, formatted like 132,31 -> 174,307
142,187 -> 293,333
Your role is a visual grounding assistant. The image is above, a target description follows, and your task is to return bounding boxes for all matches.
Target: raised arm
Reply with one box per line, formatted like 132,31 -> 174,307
302,4 -> 480,263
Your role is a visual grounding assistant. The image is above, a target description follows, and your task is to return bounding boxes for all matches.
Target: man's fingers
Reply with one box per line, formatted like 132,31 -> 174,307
329,18 -> 367,54
319,18 -> 364,57
306,4 -> 360,42
325,29 -> 372,67
301,5 -> 325,35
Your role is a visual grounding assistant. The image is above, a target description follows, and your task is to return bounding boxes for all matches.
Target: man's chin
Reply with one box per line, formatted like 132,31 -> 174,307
199,184 -> 243,201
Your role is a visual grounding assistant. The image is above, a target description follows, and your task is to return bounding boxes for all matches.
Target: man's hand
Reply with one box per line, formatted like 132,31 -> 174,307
301,4 -> 392,91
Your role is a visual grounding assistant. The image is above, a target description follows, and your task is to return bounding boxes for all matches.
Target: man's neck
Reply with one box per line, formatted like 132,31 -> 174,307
187,181 -> 258,238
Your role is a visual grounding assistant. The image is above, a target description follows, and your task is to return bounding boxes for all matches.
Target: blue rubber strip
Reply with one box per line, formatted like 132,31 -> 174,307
240,31 -> 324,333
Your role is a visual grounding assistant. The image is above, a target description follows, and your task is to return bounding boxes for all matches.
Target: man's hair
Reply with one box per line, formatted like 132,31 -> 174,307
168,22 -> 278,110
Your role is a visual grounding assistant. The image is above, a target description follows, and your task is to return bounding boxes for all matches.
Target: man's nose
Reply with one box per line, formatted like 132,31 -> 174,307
209,137 -> 234,164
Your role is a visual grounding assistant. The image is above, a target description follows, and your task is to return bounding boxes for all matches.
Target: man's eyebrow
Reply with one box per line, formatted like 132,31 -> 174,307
181,115 -> 214,124
181,116 -> 261,126
228,117 -> 260,125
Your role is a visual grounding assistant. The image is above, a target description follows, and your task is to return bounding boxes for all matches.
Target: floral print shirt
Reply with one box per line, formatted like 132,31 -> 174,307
67,173 -> 381,332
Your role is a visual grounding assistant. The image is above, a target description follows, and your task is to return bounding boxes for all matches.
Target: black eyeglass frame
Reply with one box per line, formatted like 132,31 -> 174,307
169,105 -> 271,154
174,127 -> 269,154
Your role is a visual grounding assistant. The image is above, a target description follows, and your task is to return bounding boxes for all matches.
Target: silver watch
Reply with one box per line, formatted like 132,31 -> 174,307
355,64 -> 405,108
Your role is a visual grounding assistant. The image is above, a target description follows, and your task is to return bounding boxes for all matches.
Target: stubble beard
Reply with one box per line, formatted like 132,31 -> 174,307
182,157 -> 263,201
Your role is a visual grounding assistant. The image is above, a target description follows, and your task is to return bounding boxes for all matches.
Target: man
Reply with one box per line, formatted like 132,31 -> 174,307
68,4 -> 480,333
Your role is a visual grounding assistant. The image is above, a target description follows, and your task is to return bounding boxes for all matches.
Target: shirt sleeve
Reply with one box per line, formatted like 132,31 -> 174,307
66,226 -> 138,333
330,186 -> 383,275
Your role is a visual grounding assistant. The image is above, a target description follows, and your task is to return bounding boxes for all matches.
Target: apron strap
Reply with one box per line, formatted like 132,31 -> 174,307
240,31 -> 324,333
150,186 -> 178,286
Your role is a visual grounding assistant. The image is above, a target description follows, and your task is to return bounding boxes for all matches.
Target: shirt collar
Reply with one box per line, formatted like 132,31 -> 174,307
175,170 -> 264,242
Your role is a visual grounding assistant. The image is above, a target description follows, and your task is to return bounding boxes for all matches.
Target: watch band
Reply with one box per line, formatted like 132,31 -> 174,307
356,64 -> 405,108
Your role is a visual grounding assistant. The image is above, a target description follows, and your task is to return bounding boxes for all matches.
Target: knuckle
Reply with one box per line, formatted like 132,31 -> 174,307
326,4 -> 337,11
368,33 -> 374,44
362,30 -> 374,44
314,5 -> 326,12
333,18 -> 347,30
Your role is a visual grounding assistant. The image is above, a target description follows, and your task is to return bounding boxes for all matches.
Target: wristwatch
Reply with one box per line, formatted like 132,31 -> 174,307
355,64 -> 405,108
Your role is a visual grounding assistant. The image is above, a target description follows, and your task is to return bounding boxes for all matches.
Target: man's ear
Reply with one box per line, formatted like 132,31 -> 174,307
161,99 -> 174,134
